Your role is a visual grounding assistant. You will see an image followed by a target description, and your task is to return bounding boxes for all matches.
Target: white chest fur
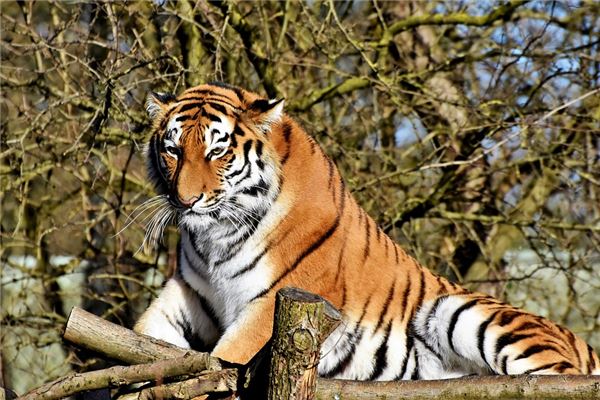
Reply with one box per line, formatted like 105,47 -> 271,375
178,197 -> 290,328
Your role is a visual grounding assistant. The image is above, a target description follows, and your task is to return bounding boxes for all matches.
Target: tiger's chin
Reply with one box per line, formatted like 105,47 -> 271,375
178,208 -> 222,229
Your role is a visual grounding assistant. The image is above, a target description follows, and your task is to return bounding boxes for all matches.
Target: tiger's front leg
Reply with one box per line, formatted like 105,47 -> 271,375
211,296 -> 276,365
134,275 -> 220,351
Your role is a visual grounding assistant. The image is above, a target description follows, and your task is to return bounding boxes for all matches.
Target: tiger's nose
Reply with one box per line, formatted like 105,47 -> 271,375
179,194 -> 203,208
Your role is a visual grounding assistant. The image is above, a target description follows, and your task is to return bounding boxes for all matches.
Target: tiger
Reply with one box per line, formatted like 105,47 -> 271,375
134,82 -> 600,380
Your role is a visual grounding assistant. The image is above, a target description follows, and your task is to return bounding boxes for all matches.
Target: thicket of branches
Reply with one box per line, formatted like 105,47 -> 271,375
1,0 -> 599,393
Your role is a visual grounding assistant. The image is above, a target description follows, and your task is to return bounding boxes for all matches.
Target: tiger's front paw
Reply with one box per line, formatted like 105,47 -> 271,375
134,317 -> 191,349
211,340 -> 257,366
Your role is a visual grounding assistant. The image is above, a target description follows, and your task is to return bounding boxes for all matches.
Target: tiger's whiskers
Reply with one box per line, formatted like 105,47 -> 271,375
138,202 -> 177,254
113,195 -> 168,238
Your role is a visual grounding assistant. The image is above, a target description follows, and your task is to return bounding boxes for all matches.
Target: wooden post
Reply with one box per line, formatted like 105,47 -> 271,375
267,287 -> 342,400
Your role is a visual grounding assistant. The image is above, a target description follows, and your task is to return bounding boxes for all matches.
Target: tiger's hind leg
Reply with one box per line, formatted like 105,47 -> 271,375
412,293 -> 599,377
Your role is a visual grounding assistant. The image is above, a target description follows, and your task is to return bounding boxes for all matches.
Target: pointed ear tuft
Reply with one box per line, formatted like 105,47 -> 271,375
246,98 -> 285,132
146,91 -> 175,120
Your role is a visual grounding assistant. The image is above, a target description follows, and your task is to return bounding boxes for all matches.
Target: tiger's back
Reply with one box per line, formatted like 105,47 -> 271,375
134,82 -> 600,380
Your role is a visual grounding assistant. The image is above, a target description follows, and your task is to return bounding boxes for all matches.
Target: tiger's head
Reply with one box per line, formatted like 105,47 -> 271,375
144,83 -> 285,231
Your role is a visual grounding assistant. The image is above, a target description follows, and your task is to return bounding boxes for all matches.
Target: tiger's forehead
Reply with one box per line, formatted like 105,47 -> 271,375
158,87 -> 243,140
179,84 -> 246,108
163,110 -> 235,146
162,99 -> 238,125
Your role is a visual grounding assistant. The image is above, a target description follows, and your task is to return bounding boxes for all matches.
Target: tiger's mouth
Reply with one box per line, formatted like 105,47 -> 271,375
167,191 -> 224,212
186,201 -> 223,215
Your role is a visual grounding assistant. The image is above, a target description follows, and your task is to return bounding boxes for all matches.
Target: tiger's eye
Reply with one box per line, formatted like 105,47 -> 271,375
208,147 -> 226,159
165,145 -> 179,157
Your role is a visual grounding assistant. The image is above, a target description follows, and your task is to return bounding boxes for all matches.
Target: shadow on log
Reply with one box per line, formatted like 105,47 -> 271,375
16,287 -> 600,400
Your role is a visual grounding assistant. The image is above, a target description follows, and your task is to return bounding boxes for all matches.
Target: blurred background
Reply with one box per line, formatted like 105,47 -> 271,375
1,0 -> 599,394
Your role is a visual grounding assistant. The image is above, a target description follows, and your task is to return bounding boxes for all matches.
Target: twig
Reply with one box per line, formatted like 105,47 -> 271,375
116,370 -> 238,400
433,210 -> 600,232
419,87 -> 600,171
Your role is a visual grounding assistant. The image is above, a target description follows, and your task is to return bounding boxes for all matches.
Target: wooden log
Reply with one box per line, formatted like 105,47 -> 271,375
63,306 -> 221,369
115,370 -> 237,400
267,287 -> 342,400
315,374 -> 600,400
20,355 -> 234,400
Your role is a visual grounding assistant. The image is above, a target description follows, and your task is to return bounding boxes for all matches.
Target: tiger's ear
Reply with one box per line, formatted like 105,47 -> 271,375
146,91 -> 176,120
246,98 -> 285,132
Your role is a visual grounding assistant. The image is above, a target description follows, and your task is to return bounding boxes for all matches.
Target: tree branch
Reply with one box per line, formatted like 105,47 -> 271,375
316,374 -> 600,400
212,0 -> 278,97
63,307 -> 221,367
20,356 -> 232,400
116,370 -> 237,400
289,1 -> 529,112
288,77 -> 371,112
385,0 -> 528,40
432,210 -> 600,232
